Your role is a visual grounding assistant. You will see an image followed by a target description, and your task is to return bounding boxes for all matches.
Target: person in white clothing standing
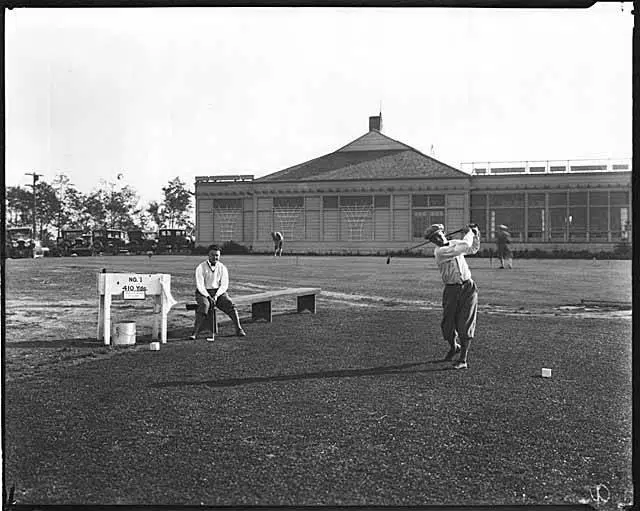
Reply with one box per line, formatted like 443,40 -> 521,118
424,223 -> 480,369
190,244 -> 246,340
271,231 -> 284,257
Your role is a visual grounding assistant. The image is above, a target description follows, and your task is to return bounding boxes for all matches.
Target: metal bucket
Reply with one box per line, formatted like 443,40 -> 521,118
114,321 -> 136,346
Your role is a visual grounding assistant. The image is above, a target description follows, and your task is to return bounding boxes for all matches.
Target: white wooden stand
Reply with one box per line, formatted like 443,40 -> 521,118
97,273 -> 177,346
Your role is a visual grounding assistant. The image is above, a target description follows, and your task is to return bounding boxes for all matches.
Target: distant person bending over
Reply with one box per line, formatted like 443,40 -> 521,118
496,224 -> 513,269
424,223 -> 481,370
271,231 -> 284,257
190,244 -> 246,340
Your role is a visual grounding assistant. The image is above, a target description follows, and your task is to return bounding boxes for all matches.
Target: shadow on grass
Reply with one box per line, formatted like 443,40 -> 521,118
153,360 -> 457,389
8,333 -> 191,349
8,337 -> 108,349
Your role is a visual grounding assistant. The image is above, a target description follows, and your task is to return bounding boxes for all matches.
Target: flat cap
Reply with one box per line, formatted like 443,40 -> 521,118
424,223 -> 445,240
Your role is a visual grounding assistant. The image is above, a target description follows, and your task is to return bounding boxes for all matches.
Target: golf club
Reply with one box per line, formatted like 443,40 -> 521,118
385,225 -> 476,264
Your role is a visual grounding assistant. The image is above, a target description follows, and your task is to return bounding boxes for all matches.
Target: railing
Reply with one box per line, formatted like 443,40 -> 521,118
460,158 -> 631,176
196,175 -> 254,183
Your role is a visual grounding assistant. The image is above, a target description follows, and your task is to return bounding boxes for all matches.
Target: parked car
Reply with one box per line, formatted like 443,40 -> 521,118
92,229 -> 129,255
127,230 -> 158,255
156,228 -> 194,254
6,226 -> 35,258
57,229 -> 93,256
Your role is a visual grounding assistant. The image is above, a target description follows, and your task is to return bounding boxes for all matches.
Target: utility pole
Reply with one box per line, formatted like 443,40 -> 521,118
25,172 -> 43,240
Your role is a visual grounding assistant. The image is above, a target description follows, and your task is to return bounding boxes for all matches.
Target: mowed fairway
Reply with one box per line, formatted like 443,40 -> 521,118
2,254 -> 632,507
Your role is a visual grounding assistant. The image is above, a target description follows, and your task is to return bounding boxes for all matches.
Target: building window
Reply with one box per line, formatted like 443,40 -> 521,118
412,210 -> 445,238
549,208 -> 569,241
489,193 -> 524,208
213,199 -> 243,241
470,193 -> 487,234
590,207 -> 609,241
412,194 -> 445,208
527,208 -> 545,241
568,206 -> 587,241
569,192 -> 587,206
340,196 -> 373,207
610,191 -> 629,206
412,194 -> 445,238
589,191 -> 608,206
489,193 -> 524,240
548,192 -> 567,207
273,197 -> 304,209
340,196 -> 373,241
470,209 -> 487,236
374,195 -> 390,208
588,191 -> 610,241
214,198 -> 243,209
273,197 -> 305,240
610,192 -> 630,241
493,209 -> 524,241
470,193 -> 487,209
323,196 -> 338,209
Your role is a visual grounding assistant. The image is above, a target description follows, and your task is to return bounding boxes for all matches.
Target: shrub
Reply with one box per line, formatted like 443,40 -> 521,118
613,241 -> 632,259
191,242 -> 252,255
221,240 -> 251,255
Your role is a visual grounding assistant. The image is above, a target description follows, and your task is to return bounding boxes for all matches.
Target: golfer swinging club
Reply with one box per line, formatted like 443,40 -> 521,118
424,223 -> 480,369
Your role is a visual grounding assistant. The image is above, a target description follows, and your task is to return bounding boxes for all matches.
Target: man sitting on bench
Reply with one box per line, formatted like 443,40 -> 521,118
190,244 -> 247,340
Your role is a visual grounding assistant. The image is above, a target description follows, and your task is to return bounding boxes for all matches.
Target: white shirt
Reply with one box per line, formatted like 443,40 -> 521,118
195,259 -> 229,299
433,230 -> 480,285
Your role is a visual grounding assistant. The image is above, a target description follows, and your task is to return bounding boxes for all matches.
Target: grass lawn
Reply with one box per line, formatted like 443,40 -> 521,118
2,254 -> 633,507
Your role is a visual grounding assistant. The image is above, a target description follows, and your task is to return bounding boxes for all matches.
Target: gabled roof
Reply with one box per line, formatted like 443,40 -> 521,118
256,129 -> 469,183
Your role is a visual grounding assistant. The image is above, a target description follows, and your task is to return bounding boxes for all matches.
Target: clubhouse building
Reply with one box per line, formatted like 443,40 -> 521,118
193,115 -> 632,254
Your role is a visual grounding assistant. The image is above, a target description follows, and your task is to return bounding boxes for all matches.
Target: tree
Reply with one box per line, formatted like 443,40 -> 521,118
146,200 -> 164,230
88,181 -> 141,230
5,186 -> 32,226
34,181 -> 61,241
6,182 -> 61,241
64,188 -> 96,230
51,174 -> 77,237
159,177 -> 194,229
83,190 -> 108,229
105,185 -> 141,230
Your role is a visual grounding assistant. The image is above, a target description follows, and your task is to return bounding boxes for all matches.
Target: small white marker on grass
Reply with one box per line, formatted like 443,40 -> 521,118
149,342 -> 160,351
541,368 -> 552,378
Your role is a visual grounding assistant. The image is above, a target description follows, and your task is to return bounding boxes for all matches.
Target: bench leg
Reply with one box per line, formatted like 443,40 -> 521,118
97,295 -> 104,341
252,301 -> 272,322
297,294 -> 316,314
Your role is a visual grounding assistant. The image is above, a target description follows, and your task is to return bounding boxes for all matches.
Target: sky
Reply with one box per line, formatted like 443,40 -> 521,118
4,4 -> 633,206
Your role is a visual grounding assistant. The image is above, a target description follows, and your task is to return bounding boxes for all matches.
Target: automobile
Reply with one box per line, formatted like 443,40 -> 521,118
92,229 -> 129,255
156,228 -> 194,254
127,230 -> 158,255
6,226 -> 36,258
57,229 -> 93,256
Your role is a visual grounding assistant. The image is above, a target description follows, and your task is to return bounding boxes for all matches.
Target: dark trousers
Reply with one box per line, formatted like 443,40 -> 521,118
441,279 -> 478,346
193,289 -> 240,335
195,289 -> 237,317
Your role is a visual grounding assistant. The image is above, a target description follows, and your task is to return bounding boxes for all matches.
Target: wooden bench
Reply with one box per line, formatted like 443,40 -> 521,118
185,287 -> 321,334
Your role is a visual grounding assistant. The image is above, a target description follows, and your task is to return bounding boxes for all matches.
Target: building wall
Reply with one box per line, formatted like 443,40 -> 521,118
194,172 -> 631,254
469,172 -> 632,244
